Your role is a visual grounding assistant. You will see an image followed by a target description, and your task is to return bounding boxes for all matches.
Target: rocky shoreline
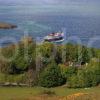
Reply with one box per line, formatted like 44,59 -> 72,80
0,22 -> 17,29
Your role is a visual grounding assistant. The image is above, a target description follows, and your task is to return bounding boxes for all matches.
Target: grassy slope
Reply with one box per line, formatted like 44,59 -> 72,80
0,87 -> 99,100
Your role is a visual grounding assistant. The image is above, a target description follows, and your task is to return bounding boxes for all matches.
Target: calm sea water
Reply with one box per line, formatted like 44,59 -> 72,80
0,5 -> 100,48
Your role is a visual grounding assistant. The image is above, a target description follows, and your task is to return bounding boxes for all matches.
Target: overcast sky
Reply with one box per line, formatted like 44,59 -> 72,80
0,0 -> 100,5
0,0 -> 99,16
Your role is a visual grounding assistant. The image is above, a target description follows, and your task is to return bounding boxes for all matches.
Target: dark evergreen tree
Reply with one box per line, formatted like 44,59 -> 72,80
39,61 -> 66,88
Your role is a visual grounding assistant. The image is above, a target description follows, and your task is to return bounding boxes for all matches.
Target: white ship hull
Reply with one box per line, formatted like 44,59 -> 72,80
44,32 -> 64,43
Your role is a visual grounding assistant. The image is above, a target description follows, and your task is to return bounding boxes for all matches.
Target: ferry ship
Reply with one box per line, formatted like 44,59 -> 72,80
44,32 -> 64,43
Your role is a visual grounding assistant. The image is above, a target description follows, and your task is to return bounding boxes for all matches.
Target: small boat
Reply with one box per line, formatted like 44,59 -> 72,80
44,32 -> 64,43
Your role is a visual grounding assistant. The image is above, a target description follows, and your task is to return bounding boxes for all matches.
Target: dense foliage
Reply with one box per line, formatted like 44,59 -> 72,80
0,39 -> 99,88
39,61 -> 66,87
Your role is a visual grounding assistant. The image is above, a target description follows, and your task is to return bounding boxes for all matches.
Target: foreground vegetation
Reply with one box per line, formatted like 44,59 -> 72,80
0,86 -> 99,100
0,38 -> 100,88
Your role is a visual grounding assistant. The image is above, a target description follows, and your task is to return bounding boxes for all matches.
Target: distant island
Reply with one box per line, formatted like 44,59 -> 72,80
0,22 -> 17,29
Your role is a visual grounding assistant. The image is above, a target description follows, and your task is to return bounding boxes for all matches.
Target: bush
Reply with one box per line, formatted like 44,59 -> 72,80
39,61 -> 66,88
68,70 -> 93,88
67,75 -> 79,88
68,63 -> 100,88
60,65 -> 77,79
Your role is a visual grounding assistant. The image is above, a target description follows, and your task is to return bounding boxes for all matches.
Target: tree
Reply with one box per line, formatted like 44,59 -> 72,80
39,61 -> 66,88
81,46 -> 90,64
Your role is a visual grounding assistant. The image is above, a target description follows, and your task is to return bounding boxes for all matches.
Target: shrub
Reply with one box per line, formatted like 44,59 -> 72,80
68,63 -> 100,88
67,75 -> 79,88
60,65 -> 77,79
39,61 -> 66,88
68,69 -> 93,88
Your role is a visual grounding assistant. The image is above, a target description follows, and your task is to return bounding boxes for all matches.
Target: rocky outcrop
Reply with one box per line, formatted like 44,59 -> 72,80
0,22 -> 17,29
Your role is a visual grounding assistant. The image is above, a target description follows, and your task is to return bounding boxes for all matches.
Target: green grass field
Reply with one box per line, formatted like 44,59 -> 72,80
0,86 -> 99,100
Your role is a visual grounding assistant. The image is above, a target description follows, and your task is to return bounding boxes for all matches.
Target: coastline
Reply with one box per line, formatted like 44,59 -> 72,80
0,22 -> 17,29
